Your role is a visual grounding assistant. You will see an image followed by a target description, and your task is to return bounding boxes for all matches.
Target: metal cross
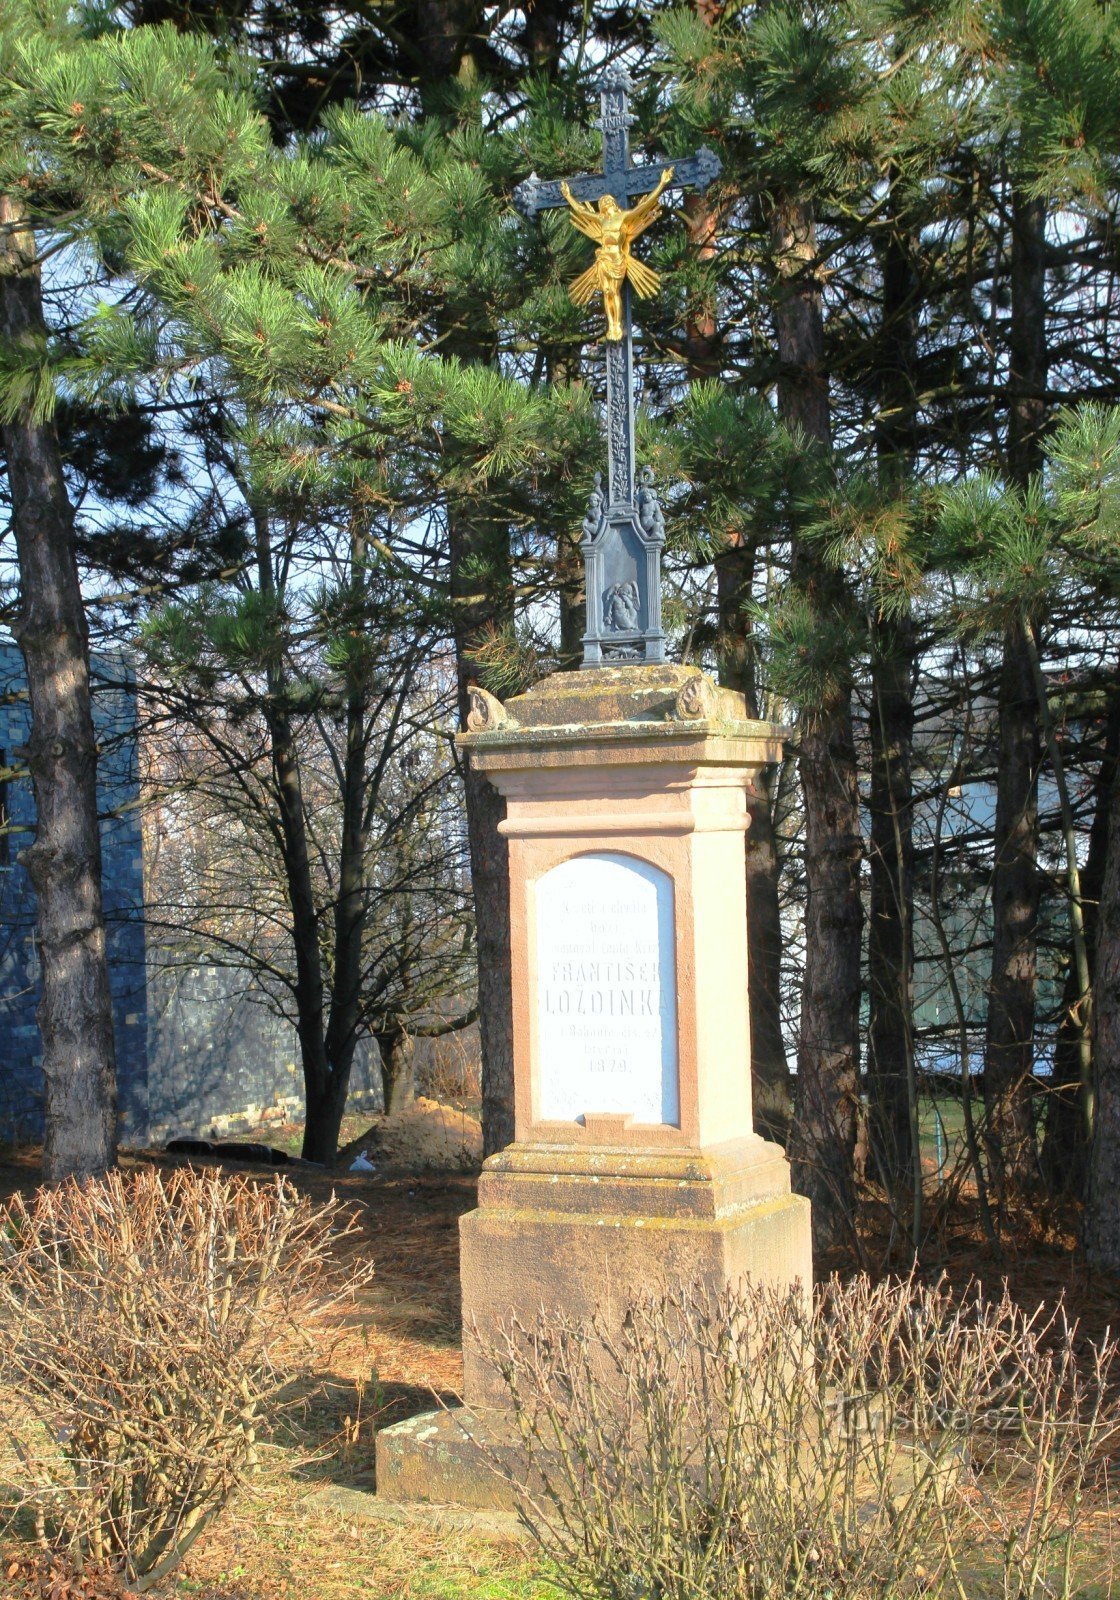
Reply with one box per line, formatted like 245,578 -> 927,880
513,69 -> 721,668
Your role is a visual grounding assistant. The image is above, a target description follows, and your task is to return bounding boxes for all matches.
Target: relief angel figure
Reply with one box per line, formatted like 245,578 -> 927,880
604,581 -> 640,632
560,167 -> 675,341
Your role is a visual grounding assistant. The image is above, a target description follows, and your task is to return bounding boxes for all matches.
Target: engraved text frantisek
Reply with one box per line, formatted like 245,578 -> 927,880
534,852 -> 679,1125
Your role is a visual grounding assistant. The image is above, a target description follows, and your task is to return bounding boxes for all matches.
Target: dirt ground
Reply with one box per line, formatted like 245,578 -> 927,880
336,1097 -> 483,1176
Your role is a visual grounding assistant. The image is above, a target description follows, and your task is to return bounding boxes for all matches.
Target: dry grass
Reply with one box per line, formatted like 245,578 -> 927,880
2,1496 -> 554,1599
148,1488 -> 552,1599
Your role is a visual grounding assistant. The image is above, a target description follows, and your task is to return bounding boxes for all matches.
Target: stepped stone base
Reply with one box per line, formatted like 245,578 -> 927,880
377,1142 -> 811,1511
460,1140 -> 811,1409
375,1408 -> 526,1512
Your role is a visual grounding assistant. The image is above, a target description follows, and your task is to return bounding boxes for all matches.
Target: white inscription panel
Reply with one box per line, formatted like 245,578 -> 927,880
534,852 -> 679,1126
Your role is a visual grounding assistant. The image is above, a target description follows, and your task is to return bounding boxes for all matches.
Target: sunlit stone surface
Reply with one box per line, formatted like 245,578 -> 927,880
534,852 -> 678,1126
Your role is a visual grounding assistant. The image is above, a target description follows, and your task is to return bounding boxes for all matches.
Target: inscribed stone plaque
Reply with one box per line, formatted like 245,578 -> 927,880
534,852 -> 679,1125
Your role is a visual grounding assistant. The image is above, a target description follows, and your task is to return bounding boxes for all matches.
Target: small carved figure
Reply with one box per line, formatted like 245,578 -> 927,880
636,466 -> 665,541
675,674 -> 717,721
603,581 -> 640,633
466,685 -> 507,732
582,472 -> 605,540
561,168 -> 675,342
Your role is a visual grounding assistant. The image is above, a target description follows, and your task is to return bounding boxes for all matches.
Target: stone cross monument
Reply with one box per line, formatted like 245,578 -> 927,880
377,72 -> 810,1513
513,68 -> 721,666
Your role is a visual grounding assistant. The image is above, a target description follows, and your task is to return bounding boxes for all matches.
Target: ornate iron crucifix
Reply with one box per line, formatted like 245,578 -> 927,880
513,68 -> 721,668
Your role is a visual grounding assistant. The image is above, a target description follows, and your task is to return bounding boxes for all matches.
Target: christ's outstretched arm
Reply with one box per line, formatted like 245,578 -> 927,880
620,167 -> 676,243
560,182 -> 603,239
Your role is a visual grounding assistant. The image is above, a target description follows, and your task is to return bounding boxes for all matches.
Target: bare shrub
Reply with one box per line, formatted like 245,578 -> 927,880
487,1276 -> 1119,1600
0,1166 -> 366,1591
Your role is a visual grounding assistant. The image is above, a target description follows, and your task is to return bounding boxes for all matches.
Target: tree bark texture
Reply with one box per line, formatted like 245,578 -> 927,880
450,512 -> 515,1156
768,195 -> 863,1247
0,200 -> 118,1181
866,194 -> 919,1196
1042,694 -> 1120,1193
411,0 -> 485,105
1086,749 -> 1120,1270
715,531 -> 792,1139
866,620 -> 915,1192
789,703 -> 864,1245
984,191 -> 1047,1195
682,190 -> 721,377
557,525 -> 584,665
983,619 -> 1041,1192
377,1025 -> 417,1117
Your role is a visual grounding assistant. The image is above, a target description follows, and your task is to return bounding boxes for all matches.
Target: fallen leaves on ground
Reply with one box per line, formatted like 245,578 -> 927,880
3,1553 -> 134,1600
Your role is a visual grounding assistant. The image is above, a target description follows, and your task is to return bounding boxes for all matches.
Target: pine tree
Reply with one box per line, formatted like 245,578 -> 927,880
122,0 -> 651,1159
657,0 -> 976,1245
1038,403 -> 1120,1267
0,8 -> 596,1161
0,189 -> 118,1181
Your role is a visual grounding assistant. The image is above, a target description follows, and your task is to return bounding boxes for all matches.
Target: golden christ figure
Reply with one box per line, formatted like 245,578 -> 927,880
560,166 -> 675,341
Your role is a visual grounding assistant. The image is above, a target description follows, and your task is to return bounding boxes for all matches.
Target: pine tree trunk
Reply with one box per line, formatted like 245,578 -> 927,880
461,748 -> 514,1154
768,195 -> 863,1246
984,190 -> 1047,1197
520,0 -> 567,77
746,774 -> 791,1140
682,190 -> 721,378
1086,749 -> 1120,1270
715,532 -> 792,1138
450,512 -> 516,1155
790,703 -> 864,1243
0,198 -> 117,1181
412,1 -> 485,104
1043,694 -> 1120,1193
557,524 -> 584,665
867,621 -> 915,1192
378,1026 -> 417,1117
867,192 -> 918,1198
984,620 -> 1041,1192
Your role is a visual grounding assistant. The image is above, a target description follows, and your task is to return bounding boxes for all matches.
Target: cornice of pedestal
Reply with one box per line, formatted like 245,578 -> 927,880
475,1134 -> 793,1221
458,664 -> 787,773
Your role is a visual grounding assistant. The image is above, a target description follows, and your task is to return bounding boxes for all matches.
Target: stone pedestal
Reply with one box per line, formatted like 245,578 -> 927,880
376,665 -> 811,1509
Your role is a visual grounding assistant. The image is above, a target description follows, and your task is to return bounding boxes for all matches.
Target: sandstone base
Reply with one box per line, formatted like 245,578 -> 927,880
461,1142 -> 811,1407
376,1407 -> 525,1512
378,1140 -> 811,1510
